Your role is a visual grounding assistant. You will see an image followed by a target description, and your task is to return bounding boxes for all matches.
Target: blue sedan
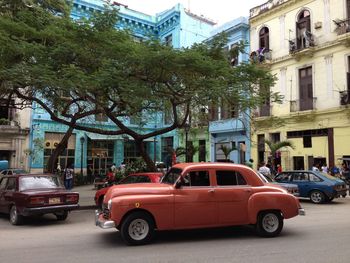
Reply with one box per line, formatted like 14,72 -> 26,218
275,170 -> 347,204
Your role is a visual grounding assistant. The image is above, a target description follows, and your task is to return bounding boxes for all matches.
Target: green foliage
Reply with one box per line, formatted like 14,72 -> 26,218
219,144 -> 236,160
124,158 -> 148,175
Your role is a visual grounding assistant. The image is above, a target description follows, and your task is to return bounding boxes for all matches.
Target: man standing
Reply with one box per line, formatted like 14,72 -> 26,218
258,162 -> 272,180
63,165 -> 74,190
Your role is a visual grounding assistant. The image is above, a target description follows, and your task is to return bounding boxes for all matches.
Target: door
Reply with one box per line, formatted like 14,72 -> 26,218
214,170 -> 251,225
299,67 -> 313,111
290,172 -> 310,197
174,170 -> 217,228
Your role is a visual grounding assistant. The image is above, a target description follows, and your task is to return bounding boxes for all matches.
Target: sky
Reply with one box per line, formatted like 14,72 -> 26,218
116,0 -> 265,26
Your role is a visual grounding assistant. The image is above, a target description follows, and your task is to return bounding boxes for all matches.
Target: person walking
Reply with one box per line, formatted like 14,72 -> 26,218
258,162 -> 272,180
63,165 -> 74,190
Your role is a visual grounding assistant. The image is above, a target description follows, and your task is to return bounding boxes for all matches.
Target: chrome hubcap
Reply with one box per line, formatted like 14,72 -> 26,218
128,219 -> 149,240
10,207 -> 17,223
262,213 -> 279,233
311,192 -> 322,203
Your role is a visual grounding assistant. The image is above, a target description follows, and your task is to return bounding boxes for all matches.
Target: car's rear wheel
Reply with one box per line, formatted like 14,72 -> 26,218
10,205 -> 23,225
54,211 -> 68,221
120,211 -> 155,246
256,211 -> 283,237
310,190 -> 325,204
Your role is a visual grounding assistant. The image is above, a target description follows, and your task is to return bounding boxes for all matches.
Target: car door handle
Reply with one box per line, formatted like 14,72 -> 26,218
208,189 -> 215,193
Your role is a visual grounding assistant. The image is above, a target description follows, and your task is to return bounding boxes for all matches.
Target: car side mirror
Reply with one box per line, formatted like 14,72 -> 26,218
175,179 -> 183,189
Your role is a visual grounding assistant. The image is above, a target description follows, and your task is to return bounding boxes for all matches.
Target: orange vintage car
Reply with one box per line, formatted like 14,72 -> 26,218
95,163 -> 305,245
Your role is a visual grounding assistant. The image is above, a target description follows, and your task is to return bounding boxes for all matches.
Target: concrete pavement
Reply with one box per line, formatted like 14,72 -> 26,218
73,184 -> 98,210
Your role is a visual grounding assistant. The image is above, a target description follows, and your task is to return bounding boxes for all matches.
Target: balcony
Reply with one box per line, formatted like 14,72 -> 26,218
290,97 -> 317,112
250,48 -> 272,64
334,18 -> 350,36
253,104 -> 271,117
289,32 -> 316,55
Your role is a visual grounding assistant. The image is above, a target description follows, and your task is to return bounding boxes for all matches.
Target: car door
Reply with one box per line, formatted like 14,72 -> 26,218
213,169 -> 252,225
0,177 -> 8,212
2,177 -> 17,213
174,169 -> 217,229
290,172 -> 310,197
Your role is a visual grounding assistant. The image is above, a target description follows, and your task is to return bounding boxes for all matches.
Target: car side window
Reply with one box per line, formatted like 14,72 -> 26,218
292,173 -> 309,182
8,171 -> 12,175
216,170 -> 247,186
0,178 -> 8,190
136,176 -> 151,183
275,173 -> 291,182
185,171 -> 210,187
6,178 -> 16,191
309,173 -> 322,182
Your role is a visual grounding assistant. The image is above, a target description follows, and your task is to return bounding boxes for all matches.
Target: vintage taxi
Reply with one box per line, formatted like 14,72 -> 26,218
95,163 -> 305,245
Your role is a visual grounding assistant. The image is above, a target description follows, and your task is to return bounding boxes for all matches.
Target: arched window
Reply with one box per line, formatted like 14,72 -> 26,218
296,10 -> 312,49
259,27 -> 269,50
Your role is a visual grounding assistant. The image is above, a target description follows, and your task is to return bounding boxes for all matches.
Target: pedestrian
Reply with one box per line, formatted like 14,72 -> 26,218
312,163 -> 319,172
106,168 -> 115,184
277,164 -> 282,174
258,162 -> 272,180
245,158 -> 254,168
63,165 -> 74,190
111,163 -> 117,173
87,165 -> 93,184
321,163 -> 328,173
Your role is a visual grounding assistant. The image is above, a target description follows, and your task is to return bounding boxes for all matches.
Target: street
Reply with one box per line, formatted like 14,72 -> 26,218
1,198 -> 350,263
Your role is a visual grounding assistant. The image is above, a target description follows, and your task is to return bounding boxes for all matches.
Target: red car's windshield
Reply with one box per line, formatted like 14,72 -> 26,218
161,168 -> 182,184
19,176 -> 63,191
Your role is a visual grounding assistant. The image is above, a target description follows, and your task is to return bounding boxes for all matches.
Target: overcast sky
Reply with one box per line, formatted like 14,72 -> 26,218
116,0 -> 265,26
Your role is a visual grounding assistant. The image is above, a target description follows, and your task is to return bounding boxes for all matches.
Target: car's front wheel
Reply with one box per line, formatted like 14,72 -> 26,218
120,211 -> 155,246
310,190 -> 325,204
256,211 -> 283,237
54,211 -> 68,221
10,205 -> 23,225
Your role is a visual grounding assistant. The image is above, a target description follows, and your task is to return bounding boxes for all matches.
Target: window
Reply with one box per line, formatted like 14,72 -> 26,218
198,140 -> 206,162
303,135 -> 312,148
259,27 -> 269,50
347,0 -> 350,19
275,173 -> 291,182
215,142 -> 231,161
184,170 -> 210,186
299,66 -> 313,111
309,173 -> 322,182
292,172 -> 308,182
120,175 -> 151,184
296,10 -> 312,49
229,44 -> 239,66
165,34 -> 173,47
216,170 -> 247,186
270,133 -> 280,143
161,137 -> 173,162
0,99 -> 15,123
257,134 -> 265,164
6,178 -> 16,191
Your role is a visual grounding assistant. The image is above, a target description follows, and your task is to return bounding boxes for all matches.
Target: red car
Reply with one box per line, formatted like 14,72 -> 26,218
0,174 -> 79,225
94,172 -> 163,208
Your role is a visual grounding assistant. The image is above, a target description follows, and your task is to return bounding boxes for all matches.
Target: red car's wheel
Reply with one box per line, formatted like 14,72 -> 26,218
10,205 -> 23,225
256,211 -> 283,237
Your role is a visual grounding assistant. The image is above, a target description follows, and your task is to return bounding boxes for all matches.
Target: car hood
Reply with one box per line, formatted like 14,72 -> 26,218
104,183 -> 173,200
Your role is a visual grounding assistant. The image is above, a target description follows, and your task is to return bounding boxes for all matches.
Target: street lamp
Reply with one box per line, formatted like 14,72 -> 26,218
184,123 -> 190,162
80,136 -> 85,176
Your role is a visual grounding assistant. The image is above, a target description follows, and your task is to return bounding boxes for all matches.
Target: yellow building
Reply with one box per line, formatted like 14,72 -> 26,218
249,0 -> 350,170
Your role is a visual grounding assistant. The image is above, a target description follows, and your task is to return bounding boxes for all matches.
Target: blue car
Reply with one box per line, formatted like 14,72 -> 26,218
275,170 -> 347,204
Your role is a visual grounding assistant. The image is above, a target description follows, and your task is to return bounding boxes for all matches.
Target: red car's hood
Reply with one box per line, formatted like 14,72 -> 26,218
104,183 -> 173,201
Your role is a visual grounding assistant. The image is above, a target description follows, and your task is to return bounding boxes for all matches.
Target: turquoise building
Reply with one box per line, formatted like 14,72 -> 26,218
207,17 -> 252,164
29,0 -> 215,174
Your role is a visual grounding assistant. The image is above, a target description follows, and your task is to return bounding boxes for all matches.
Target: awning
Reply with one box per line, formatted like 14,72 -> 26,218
85,133 -> 155,142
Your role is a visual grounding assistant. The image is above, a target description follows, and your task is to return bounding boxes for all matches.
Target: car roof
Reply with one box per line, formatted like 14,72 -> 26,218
128,172 -> 163,177
173,162 -> 250,170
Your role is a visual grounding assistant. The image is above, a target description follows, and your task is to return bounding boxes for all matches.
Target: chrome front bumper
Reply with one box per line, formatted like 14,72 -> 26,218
95,210 -> 115,229
298,208 -> 306,216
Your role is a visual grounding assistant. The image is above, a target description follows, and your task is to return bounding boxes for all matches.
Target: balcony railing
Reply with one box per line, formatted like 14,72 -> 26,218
249,0 -> 288,19
0,118 -> 19,127
333,18 -> 350,36
340,91 -> 350,105
250,48 -> 272,64
290,97 -> 317,112
289,32 -> 316,53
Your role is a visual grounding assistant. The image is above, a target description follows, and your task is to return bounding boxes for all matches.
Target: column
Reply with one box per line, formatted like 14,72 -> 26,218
279,15 -> 286,49
323,0 -> 331,36
280,67 -> 287,97
324,54 -> 333,98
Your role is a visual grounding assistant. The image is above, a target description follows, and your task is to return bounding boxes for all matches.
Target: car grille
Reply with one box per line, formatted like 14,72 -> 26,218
335,184 -> 347,191
102,204 -> 110,219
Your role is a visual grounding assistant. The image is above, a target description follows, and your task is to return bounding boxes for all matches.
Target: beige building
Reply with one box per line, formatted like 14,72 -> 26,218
0,99 -> 30,170
249,0 -> 350,170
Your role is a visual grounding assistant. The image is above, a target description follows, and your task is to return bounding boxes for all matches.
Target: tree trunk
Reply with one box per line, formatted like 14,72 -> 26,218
47,126 -> 74,173
135,139 -> 156,172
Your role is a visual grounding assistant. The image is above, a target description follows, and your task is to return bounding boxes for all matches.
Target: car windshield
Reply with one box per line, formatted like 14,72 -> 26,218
161,168 -> 182,184
257,172 -> 273,183
19,176 -> 63,191
315,171 -> 339,181
13,169 -> 27,174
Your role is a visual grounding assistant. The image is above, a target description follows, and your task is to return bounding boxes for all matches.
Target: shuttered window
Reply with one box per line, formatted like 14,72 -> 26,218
299,67 -> 313,111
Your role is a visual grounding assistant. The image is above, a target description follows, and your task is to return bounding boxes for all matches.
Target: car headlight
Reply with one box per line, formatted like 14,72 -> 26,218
108,199 -> 112,210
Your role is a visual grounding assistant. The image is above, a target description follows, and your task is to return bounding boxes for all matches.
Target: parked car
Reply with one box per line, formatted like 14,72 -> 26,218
96,163 -> 304,245
0,168 -> 28,176
257,172 -> 299,197
94,172 -> 163,208
0,174 -> 79,225
274,170 -> 347,204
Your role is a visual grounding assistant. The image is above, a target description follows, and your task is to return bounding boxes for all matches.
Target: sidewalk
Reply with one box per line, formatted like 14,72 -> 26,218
73,184 -> 98,210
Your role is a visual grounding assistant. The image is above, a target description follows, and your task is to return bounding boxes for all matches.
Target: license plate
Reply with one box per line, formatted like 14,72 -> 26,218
49,197 -> 61,204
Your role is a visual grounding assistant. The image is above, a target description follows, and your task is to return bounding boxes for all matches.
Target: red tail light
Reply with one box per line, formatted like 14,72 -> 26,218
66,194 -> 79,203
30,197 -> 45,205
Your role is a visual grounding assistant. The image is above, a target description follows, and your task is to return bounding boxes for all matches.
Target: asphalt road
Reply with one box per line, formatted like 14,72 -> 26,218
1,198 -> 350,263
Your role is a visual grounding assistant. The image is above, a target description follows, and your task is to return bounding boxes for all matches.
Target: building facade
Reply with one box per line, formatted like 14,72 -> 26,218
208,17 -> 252,164
29,0 -> 216,174
250,0 -> 350,171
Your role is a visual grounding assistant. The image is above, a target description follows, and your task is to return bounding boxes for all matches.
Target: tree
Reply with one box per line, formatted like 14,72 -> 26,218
219,144 -> 236,161
0,1 -> 279,172
264,139 -> 294,170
